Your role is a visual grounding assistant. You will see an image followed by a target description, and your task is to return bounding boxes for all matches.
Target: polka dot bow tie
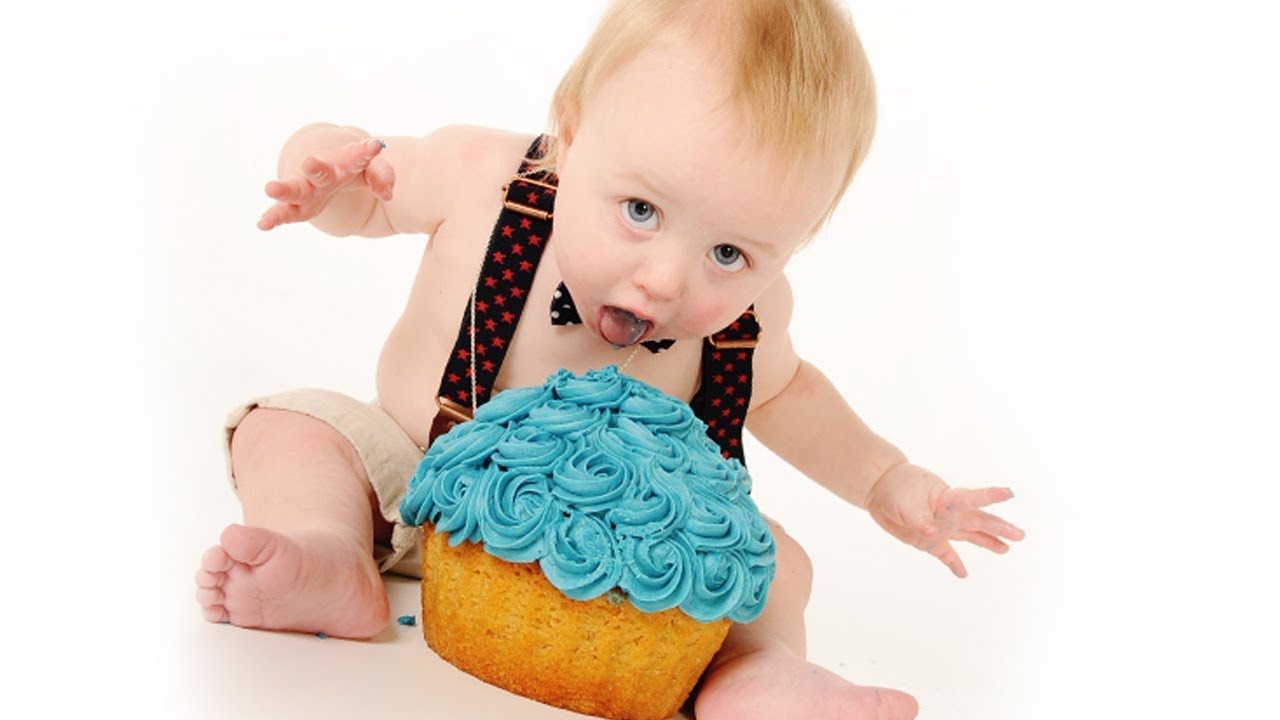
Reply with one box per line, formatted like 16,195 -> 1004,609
550,282 -> 677,353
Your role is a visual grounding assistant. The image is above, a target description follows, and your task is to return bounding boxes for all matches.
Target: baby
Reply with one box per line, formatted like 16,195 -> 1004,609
195,1 -> 1024,718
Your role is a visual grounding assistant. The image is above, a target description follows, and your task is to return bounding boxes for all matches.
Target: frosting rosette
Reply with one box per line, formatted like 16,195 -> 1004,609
400,366 -> 777,623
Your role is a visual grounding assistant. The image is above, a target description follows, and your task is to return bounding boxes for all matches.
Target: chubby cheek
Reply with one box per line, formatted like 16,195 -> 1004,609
681,293 -> 735,336
552,205 -> 618,313
553,234 -> 597,301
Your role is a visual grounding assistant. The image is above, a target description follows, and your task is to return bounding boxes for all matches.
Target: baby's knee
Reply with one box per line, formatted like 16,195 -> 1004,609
230,407 -> 356,475
766,518 -> 814,600
233,407 -> 306,455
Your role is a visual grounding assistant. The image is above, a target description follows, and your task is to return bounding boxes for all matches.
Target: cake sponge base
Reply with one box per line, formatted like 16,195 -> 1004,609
421,529 -> 731,720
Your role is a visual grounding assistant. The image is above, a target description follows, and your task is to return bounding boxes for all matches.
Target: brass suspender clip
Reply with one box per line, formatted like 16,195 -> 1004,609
707,308 -> 761,350
501,176 -> 556,221
429,396 -> 475,442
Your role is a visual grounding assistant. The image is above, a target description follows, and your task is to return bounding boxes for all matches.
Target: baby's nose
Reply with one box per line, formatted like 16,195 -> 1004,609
631,254 -> 686,303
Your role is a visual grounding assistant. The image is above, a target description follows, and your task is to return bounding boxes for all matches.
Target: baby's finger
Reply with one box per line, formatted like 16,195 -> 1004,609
928,540 -> 968,579
958,509 -> 1026,542
945,486 -> 1015,512
956,530 -> 1009,555
258,202 -> 302,231
265,178 -> 307,204
333,137 -> 385,176
365,155 -> 396,201
301,156 -> 337,189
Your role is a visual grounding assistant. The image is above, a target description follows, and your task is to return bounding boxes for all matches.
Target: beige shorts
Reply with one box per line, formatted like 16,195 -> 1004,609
223,388 -> 425,578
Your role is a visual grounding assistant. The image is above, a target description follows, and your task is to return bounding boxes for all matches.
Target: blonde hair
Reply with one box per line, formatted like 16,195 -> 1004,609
539,0 -> 877,233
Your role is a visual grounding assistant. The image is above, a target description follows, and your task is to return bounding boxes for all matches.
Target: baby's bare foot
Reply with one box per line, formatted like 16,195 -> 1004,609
194,524 -> 389,639
695,646 -> 918,720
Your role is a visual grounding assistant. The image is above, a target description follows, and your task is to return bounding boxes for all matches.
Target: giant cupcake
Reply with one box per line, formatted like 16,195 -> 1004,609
400,366 -> 776,720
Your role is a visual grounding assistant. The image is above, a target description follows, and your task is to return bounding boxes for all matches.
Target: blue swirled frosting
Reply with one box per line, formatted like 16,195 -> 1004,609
400,366 -> 776,623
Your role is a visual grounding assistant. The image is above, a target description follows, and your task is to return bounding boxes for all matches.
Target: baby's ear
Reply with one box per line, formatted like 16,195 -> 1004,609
556,101 -> 581,156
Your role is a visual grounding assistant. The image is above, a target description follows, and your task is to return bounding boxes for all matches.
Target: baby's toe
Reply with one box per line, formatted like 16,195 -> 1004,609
201,544 -> 233,574
196,582 -> 230,625
201,603 -> 230,624
194,567 -> 224,589
196,586 -> 224,608
219,524 -> 280,567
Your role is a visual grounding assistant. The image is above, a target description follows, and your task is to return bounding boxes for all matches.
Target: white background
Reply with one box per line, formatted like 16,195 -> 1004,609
2,1 -> 1276,717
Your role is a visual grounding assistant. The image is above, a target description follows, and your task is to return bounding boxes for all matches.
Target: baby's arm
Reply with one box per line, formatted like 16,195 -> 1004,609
747,275 -> 1024,576
747,277 -> 906,509
258,123 -> 479,238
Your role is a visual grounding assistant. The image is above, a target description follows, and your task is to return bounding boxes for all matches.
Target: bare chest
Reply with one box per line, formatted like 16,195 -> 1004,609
376,205 -> 701,448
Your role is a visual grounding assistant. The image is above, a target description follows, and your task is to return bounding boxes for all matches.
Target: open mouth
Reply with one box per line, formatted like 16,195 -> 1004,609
597,305 -> 653,348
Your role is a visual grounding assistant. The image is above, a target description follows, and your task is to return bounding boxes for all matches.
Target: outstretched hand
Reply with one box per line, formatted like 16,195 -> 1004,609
865,462 -> 1025,578
257,137 -> 396,231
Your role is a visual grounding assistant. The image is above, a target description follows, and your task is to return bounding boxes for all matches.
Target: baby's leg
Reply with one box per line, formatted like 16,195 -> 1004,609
694,520 -> 919,720
194,407 -> 390,638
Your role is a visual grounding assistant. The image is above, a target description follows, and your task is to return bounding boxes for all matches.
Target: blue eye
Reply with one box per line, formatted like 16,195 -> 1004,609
709,244 -> 747,272
621,198 -> 659,229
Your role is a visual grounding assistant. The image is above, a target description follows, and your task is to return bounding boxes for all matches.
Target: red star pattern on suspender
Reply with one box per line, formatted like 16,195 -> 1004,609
689,308 -> 760,463
430,138 -> 557,441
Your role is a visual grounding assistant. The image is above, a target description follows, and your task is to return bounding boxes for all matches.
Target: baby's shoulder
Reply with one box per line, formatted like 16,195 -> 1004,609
389,125 -> 539,237
422,125 -> 540,193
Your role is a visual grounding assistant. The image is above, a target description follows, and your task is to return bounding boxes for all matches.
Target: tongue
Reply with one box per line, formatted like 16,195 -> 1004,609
600,306 -> 651,348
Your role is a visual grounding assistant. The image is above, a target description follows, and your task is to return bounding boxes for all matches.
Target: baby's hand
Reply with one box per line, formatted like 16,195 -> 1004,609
257,138 -> 396,231
864,463 -> 1025,578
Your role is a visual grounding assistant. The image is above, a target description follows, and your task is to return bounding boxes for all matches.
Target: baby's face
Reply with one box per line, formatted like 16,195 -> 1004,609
552,33 -> 842,345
